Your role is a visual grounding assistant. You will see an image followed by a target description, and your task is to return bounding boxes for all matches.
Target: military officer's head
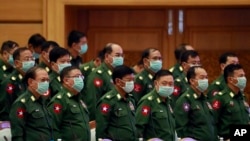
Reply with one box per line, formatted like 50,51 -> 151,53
187,66 -> 208,94
102,43 -> 124,69
224,64 -> 246,92
180,50 -> 201,74
49,47 -> 71,74
67,30 -> 88,56
40,40 -> 59,65
153,69 -> 174,98
112,65 -> 134,94
28,33 -> 46,59
93,50 -> 104,68
140,48 -> 162,74
13,47 -> 35,74
23,66 -> 50,98
60,66 -> 84,95
219,52 -> 239,73
174,43 -> 194,63
0,40 -> 19,66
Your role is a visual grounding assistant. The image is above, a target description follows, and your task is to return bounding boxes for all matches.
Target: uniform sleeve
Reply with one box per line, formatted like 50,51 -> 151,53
83,72 -> 103,120
173,97 -> 190,138
9,101 -> 26,141
48,98 -> 65,140
135,99 -> 151,138
95,99 -> 111,139
132,76 -> 144,103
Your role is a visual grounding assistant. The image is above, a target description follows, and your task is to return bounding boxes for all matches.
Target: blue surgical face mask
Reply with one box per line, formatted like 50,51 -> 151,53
33,52 -> 40,59
196,79 -> 208,92
58,63 -> 71,73
149,60 -> 162,73
8,55 -> 14,66
235,76 -> 247,90
157,86 -> 174,97
122,81 -> 134,93
72,77 -> 84,92
79,44 -> 88,55
22,61 -> 35,72
36,81 -> 49,95
111,56 -> 124,67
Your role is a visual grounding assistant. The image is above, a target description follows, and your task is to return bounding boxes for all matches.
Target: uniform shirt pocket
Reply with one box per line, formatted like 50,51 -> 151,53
114,108 -> 128,117
31,109 -> 45,118
154,111 -> 167,119
70,105 -> 81,114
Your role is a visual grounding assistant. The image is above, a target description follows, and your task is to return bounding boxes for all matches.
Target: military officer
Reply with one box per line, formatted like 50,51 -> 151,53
9,66 -> 54,141
174,66 -> 217,141
0,40 -> 18,83
84,43 -> 124,120
169,43 -> 194,79
0,47 -> 35,121
49,66 -> 90,141
136,69 -> 176,141
131,60 -> 144,75
38,41 -> 59,73
67,30 -> 88,67
49,47 -> 71,98
171,50 -> 201,106
132,48 -> 162,103
96,65 -> 137,141
207,52 -> 239,100
211,64 -> 249,140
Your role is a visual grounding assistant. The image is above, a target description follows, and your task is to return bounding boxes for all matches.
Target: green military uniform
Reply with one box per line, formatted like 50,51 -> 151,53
171,73 -> 189,107
38,61 -> 51,73
96,88 -> 137,141
207,74 -> 227,100
0,70 -> 26,121
169,63 -> 183,79
135,89 -> 176,141
49,87 -> 90,141
0,59 -> 14,83
83,62 -> 114,120
49,71 -> 62,98
211,87 -> 250,140
9,90 -> 53,141
70,55 -> 82,68
80,60 -> 96,78
174,88 -> 217,141
132,69 -> 154,103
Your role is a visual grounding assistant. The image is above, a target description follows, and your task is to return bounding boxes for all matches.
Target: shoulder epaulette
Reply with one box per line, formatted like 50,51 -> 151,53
56,94 -> 62,99
97,70 -> 102,74
139,76 -> 143,80
176,78 -> 181,82
11,76 -> 16,81
185,94 -> 190,98
215,81 -> 220,85
218,92 -> 223,95
105,94 -> 115,99
169,67 -> 174,72
84,66 -> 90,71
20,98 -> 26,103
147,95 -> 153,101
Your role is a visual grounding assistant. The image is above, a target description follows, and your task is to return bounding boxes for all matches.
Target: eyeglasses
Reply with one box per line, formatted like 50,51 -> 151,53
23,57 -> 35,61
67,75 -> 84,79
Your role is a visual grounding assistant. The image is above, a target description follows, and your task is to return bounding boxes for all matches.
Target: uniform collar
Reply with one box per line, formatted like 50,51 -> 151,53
62,87 -> 79,99
226,86 -> 244,99
188,87 -> 207,100
101,62 -> 112,76
152,89 -> 170,104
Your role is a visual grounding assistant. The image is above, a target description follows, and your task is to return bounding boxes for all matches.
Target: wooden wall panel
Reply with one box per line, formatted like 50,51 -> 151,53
0,24 -> 43,46
0,0 -> 43,21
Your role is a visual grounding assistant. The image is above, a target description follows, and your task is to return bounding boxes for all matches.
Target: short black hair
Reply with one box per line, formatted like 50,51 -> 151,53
41,41 -> 59,52
224,64 -> 243,83
23,66 -> 44,85
28,33 -> 46,48
219,52 -> 237,64
67,30 -> 86,47
97,50 -> 104,61
138,48 -> 158,66
180,50 -> 199,63
174,43 -> 189,61
112,65 -> 134,84
0,40 -> 19,54
153,69 -> 173,81
100,43 -> 113,61
60,66 -> 80,83
13,47 -> 31,60
49,47 -> 70,63
187,66 -> 204,84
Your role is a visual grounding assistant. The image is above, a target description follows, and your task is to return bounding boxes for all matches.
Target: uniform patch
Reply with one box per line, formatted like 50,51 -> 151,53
6,83 -> 15,94
212,100 -> 221,110
17,108 -> 25,118
129,101 -> 135,111
183,103 -> 190,112
101,103 -> 110,114
53,103 -> 62,114
80,100 -> 87,109
141,106 -> 150,116
173,86 -> 180,96
94,78 -> 103,87
212,90 -> 219,96
134,83 -> 142,92
206,102 -> 212,110
169,104 -> 173,113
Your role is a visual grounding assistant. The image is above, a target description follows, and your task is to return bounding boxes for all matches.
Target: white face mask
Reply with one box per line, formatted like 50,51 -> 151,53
122,81 -> 134,93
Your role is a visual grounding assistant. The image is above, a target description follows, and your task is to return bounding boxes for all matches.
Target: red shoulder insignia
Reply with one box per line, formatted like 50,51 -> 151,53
212,100 -> 221,110
17,108 -> 25,118
134,83 -> 142,92
6,84 -> 15,94
141,106 -> 150,116
53,103 -> 62,114
173,85 -> 181,96
101,103 -> 110,114
94,78 -> 103,87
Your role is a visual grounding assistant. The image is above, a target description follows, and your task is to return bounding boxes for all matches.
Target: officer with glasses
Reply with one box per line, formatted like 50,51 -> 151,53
49,66 -> 90,141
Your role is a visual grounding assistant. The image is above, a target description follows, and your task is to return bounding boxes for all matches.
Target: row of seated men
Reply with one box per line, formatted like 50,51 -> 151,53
0,30 -> 249,141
